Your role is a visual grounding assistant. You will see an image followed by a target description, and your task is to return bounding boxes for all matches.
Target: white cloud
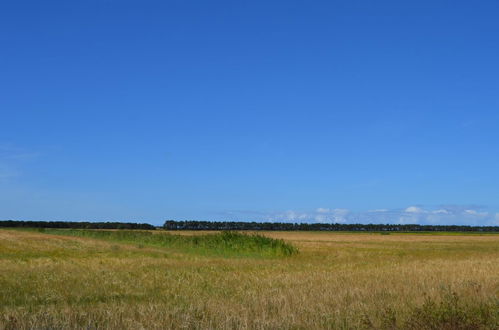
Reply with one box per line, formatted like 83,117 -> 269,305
266,207 -> 352,223
314,214 -> 327,223
332,208 -> 350,216
310,208 -> 350,223
224,205 -> 499,226
464,209 -> 489,217
405,206 -> 424,213
281,210 -> 308,221
330,209 -> 349,223
316,208 -> 349,215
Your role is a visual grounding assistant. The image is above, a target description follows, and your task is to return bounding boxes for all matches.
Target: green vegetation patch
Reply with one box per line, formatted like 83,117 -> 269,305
31,229 -> 298,258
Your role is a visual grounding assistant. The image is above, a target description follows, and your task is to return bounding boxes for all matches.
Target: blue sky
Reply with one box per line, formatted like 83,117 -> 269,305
1,1 -> 498,225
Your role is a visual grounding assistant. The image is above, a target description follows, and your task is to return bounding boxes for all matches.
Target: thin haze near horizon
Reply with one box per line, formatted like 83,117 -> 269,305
1,1 -> 498,226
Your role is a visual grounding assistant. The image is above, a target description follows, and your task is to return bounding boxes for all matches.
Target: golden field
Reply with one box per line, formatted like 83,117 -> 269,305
0,229 -> 498,329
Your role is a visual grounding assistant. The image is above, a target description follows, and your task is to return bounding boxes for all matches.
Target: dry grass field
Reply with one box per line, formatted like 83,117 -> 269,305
0,229 -> 498,329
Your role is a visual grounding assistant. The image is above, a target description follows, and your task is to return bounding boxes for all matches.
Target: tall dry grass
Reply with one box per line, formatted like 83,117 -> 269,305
1,229 -> 498,329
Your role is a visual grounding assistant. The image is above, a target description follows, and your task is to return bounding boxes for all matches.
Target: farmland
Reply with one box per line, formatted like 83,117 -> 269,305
1,229 -> 498,329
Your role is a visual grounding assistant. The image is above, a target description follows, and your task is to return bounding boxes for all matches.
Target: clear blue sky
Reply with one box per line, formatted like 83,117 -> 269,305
1,1 -> 498,225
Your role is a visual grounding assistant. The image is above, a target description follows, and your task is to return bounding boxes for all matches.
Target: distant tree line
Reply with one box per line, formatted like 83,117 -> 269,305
0,220 -> 156,230
2,219 -> 498,232
163,220 -> 499,232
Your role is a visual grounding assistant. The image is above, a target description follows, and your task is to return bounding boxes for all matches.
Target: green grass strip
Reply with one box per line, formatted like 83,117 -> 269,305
30,228 -> 299,258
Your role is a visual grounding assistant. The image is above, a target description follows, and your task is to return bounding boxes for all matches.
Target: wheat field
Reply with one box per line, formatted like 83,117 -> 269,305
0,229 -> 498,329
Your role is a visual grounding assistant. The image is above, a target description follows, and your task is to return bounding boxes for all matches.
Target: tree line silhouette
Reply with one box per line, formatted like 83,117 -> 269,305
163,220 -> 499,232
1,219 -> 498,232
0,220 -> 156,230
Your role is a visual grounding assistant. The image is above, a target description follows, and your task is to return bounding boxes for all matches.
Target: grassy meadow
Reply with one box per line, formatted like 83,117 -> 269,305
0,229 -> 498,329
